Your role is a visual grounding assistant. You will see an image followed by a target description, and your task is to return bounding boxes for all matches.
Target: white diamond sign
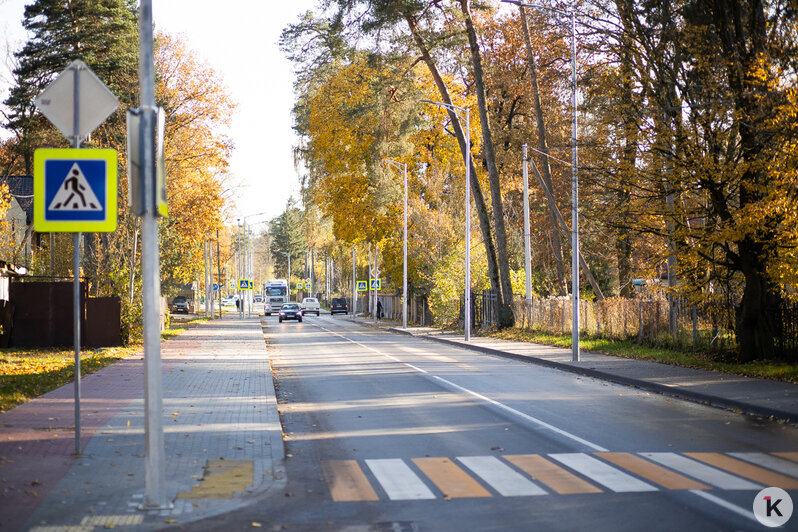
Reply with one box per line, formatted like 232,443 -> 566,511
34,60 -> 119,142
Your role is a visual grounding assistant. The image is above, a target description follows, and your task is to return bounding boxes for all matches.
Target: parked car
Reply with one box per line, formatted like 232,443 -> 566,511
221,295 -> 237,306
330,297 -> 348,315
279,302 -> 302,323
171,297 -> 190,313
301,297 -> 320,316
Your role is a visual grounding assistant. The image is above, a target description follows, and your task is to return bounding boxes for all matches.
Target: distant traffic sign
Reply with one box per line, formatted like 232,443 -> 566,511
357,281 -> 367,292
370,279 -> 381,290
297,283 -> 304,290
212,283 -> 219,291
34,148 -> 117,233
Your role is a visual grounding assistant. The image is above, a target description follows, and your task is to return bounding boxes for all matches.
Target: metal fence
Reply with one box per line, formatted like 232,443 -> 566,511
460,290 -> 500,330
511,295 -> 798,360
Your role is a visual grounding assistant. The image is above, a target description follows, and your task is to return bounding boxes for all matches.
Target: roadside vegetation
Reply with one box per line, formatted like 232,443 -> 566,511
486,328 -> 798,383
0,316 -> 210,413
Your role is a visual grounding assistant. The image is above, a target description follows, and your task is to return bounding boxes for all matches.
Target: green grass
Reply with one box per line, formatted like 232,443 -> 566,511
0,315 -> 212,412
487,328 -> 798,383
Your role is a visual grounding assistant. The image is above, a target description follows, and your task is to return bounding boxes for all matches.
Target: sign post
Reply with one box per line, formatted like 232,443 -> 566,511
33,60 -> 119,458
131,0 -> 169,509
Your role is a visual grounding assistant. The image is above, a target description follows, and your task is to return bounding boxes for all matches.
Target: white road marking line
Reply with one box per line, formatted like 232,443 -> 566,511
457,456 -> 547,496
549,453 -> 657,493
640,453 -> 762,490
689,490 -> 760,523
317,324 -> 608,452
729,452 -> 798,479
365,459 -> 436,500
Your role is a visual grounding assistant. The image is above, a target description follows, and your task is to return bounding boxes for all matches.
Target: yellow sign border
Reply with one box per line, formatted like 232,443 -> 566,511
239,279 -> 252,291
34,148 -> 118,233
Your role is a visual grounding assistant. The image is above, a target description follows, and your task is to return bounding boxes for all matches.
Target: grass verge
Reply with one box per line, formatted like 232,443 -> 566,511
487,328 -> 798,383
0,315 -> 212,413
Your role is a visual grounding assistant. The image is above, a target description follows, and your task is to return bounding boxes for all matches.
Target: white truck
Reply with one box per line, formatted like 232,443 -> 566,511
301,297 -> 320,316
263,279 -> 289,316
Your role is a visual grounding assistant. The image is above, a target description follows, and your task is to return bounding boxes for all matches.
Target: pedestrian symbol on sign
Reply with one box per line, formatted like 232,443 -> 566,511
49,163 -> 102,211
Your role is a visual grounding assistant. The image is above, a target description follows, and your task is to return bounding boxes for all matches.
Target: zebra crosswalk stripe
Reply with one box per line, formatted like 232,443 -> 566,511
685,452 -> 798,489
457,455 -> 547,496
549,453 -> 658,493
640,453 -> 762,490
729,452 -> 798,480
365,458 -> 435,500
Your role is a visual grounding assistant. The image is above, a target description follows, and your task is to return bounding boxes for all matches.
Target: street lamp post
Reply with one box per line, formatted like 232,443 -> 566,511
421,99 -> 471,342
502,0 -> 581,361
278,251 -> 291,299
383,159 -> 408,330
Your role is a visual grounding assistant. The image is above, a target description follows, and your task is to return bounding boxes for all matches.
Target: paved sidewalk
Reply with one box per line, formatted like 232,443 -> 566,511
0,314 -> 284,532
350,316 -> 798,423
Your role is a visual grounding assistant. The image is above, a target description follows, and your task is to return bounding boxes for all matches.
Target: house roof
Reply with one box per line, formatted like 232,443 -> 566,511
0,175 -> 33,224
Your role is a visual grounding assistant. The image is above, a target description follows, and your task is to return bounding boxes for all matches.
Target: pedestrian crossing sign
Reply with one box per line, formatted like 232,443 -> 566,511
33,148 -> 117,232
357,281 -> 367,291
370,278 -> 381,290
239,279 -> 252,290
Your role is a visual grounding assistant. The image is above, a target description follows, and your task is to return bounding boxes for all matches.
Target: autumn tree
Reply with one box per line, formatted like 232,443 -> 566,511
154,33 -> 235,294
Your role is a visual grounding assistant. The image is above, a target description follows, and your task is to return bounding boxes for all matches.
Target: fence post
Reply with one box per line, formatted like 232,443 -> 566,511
637,300 -> 643,344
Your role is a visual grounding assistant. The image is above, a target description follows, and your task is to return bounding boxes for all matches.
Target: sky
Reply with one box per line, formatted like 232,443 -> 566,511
0,0 -> 317,224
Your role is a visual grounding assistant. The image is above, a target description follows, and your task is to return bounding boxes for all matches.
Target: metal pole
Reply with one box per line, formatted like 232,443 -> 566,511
139,0 -> 167,509
216,231 -> 221,318
403,163 -> 408,330
71,62 -> 82,457
570,10 -> 580,362
352,245 -> 356,315
523,145 -> 532,324
72,233 -> 81,455
464,108 -> 471,342
237,221 -> 242,318
209,238 -> 214,318
373,247 -> 378,325
216,229 -> 222,318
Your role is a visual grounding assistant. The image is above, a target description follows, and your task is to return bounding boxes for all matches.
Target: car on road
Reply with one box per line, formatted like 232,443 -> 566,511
301,297 -> 320,316
254,294 -> 263,303
171,297 -> 190,313
279,302 -> 302,323
330,297 -> 348,315
221,295 -> 237,306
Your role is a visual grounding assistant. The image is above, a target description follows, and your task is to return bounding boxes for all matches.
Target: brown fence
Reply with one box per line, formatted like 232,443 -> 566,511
512,296 -> 738,352
6,280 -> 122,348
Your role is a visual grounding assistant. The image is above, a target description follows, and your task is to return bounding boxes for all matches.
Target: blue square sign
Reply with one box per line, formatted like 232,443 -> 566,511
34,148 -> 117,232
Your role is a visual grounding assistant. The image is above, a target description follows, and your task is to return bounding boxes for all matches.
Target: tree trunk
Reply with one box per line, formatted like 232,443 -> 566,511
736,239 -> 778,361
615,0 -> 638,298
518,6 -> 567,297
404,13 -> 502,299
459,0 -> 514,327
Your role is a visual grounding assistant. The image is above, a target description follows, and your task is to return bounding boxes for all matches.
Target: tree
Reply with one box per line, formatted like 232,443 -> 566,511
270,201 -> 307,282
154,33 -> 235,293
2,0 -> 139,173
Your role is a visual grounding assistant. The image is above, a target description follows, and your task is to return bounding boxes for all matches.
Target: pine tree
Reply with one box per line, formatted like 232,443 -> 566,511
3,0 -> 139,173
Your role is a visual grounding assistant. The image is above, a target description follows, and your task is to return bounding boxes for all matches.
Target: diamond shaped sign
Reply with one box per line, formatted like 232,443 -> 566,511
34,60 -> 119,142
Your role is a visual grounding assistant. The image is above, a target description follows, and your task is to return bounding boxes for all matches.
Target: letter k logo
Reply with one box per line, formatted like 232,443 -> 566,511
765,496 -> 783,517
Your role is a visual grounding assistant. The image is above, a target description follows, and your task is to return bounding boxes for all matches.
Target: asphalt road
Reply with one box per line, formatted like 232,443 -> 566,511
189,315 -> 798,531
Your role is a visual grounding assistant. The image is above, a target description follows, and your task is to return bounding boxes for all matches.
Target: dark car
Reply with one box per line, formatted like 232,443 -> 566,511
330,297 -> 348,315
279,303 -> 303,323
171,297 -> 189,313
